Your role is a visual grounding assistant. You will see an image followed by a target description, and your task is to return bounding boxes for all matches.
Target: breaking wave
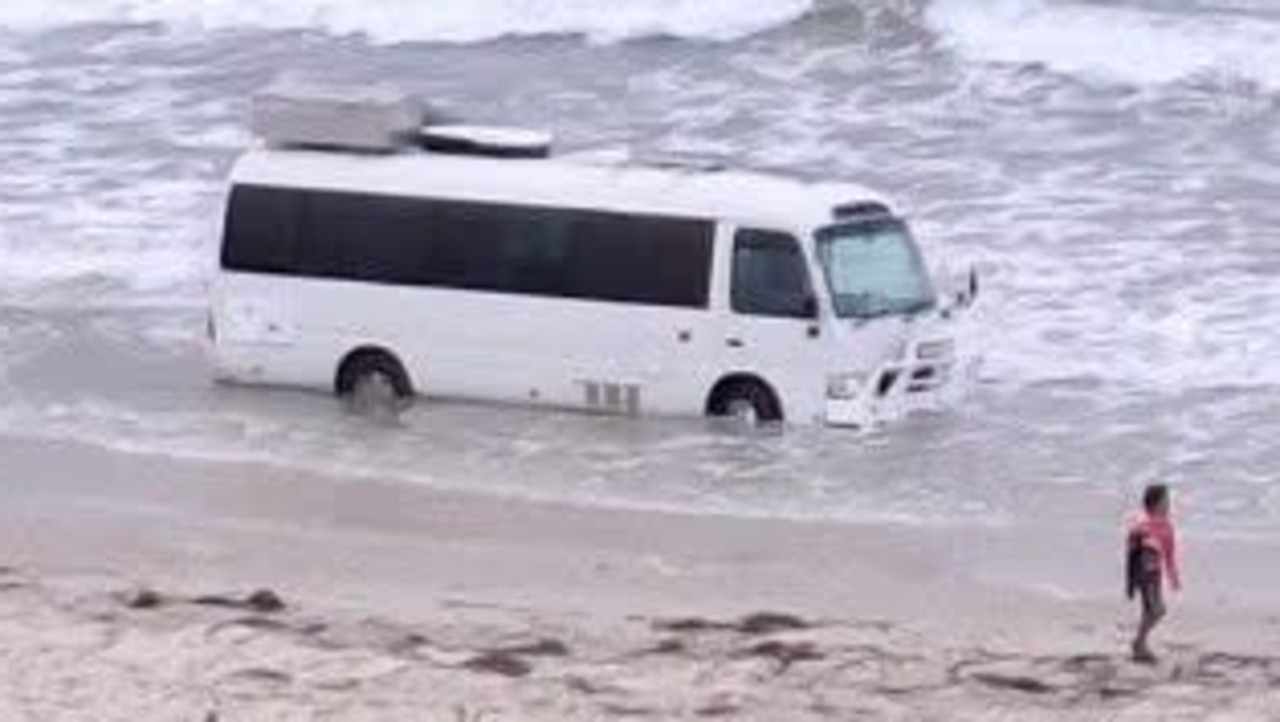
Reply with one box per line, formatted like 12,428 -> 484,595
0,0 -> 818,43
3,0 -> 1276,88
927,0 -> 1280,89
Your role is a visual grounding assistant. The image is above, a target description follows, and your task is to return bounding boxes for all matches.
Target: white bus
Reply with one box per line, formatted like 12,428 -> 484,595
211,112 -> 972,428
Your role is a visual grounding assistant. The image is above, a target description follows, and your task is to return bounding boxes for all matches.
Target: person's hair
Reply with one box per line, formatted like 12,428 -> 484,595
1143,484 -> 1169,513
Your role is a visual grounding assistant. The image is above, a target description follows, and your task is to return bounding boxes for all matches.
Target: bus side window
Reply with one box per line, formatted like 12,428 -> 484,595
731,229 -> 814,319
222,185 -> 302,274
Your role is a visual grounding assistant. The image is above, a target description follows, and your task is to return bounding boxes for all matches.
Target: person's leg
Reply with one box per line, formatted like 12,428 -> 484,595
1132,613 -> 1153,662
1132,583 -> 1165,663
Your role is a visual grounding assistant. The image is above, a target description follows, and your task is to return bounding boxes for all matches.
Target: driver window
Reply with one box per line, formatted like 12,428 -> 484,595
731,229 -> 813,318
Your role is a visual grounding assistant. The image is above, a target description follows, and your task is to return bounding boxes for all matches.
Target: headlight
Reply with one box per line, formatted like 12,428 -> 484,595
826,373 -> 867,400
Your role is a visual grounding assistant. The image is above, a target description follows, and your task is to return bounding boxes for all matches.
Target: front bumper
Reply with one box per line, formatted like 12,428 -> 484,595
824,345 -> 958,428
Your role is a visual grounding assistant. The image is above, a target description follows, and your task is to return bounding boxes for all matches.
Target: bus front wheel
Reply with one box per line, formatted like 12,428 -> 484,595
707,378 -> 782,426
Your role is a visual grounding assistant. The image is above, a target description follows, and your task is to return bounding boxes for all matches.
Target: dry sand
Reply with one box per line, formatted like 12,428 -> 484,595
2,435 -> 1279,721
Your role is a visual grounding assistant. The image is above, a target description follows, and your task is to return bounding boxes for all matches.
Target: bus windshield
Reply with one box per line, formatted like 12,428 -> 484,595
815,218 -> 936,320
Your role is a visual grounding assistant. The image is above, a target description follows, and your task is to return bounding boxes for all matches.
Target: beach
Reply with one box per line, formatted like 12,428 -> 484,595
3,434 -> 1279,721
3,0 -> 1280,718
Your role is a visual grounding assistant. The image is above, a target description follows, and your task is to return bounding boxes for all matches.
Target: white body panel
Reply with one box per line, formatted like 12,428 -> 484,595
211,146 -> 964,427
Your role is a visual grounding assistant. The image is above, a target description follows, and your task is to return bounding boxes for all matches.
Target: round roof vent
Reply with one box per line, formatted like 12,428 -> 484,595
420,125 -> 553,159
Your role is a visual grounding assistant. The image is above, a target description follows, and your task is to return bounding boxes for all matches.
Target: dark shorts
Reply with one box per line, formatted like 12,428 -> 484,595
1135,547 -> 1165,618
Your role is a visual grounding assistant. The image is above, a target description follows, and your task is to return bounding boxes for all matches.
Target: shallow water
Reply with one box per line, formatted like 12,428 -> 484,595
1,0 -> 1278,539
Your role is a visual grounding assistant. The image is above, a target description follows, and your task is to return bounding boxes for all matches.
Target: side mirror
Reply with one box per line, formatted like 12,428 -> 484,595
800,294 -> 820,319
957,267 -> 980,309
934,264 -> 980,316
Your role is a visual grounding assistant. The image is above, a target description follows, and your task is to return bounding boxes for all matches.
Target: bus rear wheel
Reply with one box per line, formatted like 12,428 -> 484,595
707,379 -> 782,426
337,350 -> 414,415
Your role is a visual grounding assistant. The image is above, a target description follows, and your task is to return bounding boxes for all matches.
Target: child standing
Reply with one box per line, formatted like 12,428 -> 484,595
1126,484 -> 1181,663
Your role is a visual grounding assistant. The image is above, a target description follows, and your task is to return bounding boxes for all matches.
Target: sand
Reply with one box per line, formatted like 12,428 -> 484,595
2,435 -> 1280,721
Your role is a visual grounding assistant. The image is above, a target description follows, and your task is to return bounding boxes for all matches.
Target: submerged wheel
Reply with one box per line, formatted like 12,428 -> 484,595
707,379 -> 782,426
336,350 -> 413,415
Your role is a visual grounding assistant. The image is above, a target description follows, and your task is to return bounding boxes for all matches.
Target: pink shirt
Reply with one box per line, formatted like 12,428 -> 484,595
1130,513 -> 1181,591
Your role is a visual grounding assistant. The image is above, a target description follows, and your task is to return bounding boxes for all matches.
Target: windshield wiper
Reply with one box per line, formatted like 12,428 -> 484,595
839,294 -> 934,320
847,305 -> 894,321
898,298 -> 937,316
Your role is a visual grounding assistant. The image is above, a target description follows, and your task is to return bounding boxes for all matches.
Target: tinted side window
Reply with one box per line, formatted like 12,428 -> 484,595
732,229 -> 813,318
297,191 -> 430,283
483,204 -> 571,296
565,212 -> 712,307
223,186 -> 713,308
222,185 -> 302,273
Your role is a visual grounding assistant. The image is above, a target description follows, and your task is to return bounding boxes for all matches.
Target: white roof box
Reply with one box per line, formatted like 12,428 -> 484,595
252,77 -> 425,153
420,125 -> 553,159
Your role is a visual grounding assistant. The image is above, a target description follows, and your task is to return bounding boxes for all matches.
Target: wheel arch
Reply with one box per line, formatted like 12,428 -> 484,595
704,372 -> 784,421
334,345 -> 414,397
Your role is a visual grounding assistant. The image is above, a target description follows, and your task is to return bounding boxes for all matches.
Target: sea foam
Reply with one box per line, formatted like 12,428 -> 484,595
927,0 -> 1280,89
0,0 -> 815,43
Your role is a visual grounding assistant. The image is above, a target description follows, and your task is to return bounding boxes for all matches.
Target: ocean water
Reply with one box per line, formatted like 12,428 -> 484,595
2,0 -> 1279,543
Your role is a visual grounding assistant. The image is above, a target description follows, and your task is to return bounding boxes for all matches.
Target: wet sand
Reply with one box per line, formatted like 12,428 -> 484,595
2,434 -> 1280,720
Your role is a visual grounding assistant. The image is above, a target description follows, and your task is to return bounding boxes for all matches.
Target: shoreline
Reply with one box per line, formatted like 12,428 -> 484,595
3,433 -> 1280,718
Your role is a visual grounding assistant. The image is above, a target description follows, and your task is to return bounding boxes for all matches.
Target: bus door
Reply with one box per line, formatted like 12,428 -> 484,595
718,227 -> 828,422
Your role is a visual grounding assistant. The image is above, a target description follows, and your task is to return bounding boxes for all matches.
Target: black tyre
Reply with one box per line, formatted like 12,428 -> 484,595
707,380 -> 782,426
337,351 -> 413,415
